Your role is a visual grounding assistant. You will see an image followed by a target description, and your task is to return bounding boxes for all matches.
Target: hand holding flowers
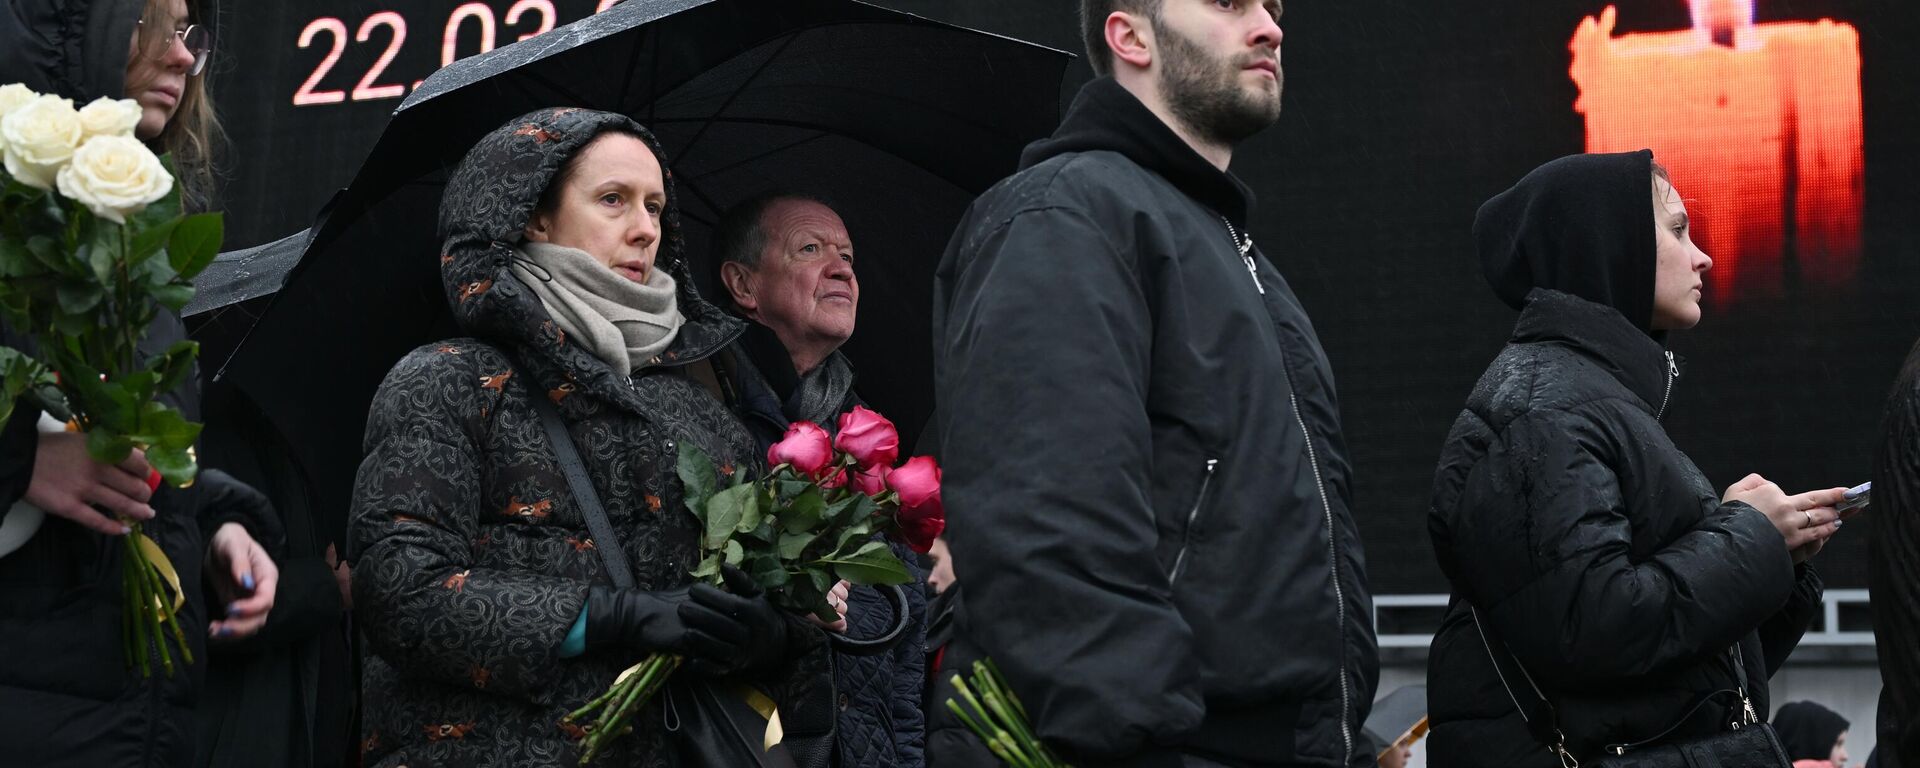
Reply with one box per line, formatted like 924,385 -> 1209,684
0,83 -> 224,677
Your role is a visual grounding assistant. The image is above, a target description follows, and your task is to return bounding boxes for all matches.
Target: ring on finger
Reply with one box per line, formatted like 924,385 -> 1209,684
1803,509 -> 1815,528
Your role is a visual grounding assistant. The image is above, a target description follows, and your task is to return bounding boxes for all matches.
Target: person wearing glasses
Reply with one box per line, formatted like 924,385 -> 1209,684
0,1 -> 282,766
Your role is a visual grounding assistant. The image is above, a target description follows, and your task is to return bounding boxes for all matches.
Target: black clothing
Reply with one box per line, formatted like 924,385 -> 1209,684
1476,150 -> 1660,339
1872,338 -> 1920,768
1773,701 -> 1848,762
922,585 -> 997,768
1427,152 -> 1820,766
932,76 -> 1377,767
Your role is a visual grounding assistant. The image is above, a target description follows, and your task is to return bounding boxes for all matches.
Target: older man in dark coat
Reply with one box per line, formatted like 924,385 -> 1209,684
709,192 -> 930,768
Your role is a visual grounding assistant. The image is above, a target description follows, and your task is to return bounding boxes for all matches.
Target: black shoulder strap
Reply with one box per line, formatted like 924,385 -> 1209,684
1470,606 -> 1570,761
529,393 -> 635,590
1472,605 -> 1758,762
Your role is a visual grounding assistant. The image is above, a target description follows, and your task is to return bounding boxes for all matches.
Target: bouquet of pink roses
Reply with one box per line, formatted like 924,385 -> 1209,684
565,405 -> 944,763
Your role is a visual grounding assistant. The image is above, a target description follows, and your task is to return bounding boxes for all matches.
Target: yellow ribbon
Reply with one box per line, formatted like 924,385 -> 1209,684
136,533 -> 185,613
737,686 -> 784,753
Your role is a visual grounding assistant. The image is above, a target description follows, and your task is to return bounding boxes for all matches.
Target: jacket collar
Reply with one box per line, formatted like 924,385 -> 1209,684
1512,289 -> 1672,415
1019,77 -> 1255,227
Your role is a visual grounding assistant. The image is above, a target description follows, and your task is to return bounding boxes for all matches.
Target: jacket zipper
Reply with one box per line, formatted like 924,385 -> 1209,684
1168,459 -> 1218,585
1220,217 -> 1265,295
1227,215 -> 1351,760
1291,391 -> 1353,764
1656,351 -> 1679,420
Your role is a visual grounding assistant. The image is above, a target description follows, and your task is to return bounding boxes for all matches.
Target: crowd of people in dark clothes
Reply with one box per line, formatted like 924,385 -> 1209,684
3,0 -> 1918,766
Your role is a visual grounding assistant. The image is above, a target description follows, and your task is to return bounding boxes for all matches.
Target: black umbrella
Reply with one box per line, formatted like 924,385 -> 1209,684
211,0 -> 1067,529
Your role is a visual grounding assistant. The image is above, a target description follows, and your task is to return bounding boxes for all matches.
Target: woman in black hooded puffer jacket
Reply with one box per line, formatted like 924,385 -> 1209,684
1425,151 -> 1850,766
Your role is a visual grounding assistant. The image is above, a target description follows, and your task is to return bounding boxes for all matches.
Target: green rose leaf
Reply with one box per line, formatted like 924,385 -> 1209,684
676,442 -> 717,517
84,427 -> 136,465
783,487 -> 827,534
128,219 -> 178,266
776,478 -> 810,503
0,347 -> 52,425
54,280 -> 102,315
834,521 -> 876,553
778,531 -> 818,560
703,483 -> 754,549
166,213 -> 223,278
814,540 -> 913,586
146,340 -> 197,397
0,236 -> 39,277
151,283 -> 193,313
723,539 -> 745,567
807,567 -> 833,595
691,552 -> 722,580
836,493 -> 878,527
735,485 -> 766,534
745,554 -> 790,590
146,444 -> 197,487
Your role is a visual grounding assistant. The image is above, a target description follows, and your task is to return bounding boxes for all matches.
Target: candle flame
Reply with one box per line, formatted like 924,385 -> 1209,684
1691,0 -> 1756,49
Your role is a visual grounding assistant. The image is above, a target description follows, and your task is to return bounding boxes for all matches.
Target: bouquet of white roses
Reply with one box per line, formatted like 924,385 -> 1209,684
0,83 -> 224,677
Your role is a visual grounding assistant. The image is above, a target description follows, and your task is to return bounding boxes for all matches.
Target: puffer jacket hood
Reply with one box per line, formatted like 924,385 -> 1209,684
437,107 -> 744,405
0,0 -> 140,100
1475,150 -> 1660,339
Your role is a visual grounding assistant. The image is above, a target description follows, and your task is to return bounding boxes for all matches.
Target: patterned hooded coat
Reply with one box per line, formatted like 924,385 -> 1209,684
349,108 -> 833,767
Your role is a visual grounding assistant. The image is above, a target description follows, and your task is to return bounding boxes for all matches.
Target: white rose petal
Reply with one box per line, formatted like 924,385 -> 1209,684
0,84 -> 38,121
77,97 -> 143,141
1,94 -> 82,190
56,135 -> 172,224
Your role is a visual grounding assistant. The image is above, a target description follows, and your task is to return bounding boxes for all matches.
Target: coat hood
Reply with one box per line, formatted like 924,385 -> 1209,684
437,108 -> 742,398
1475,150 -> 1660,338
1019,76 -> 1254,227
0,0 -> 142,101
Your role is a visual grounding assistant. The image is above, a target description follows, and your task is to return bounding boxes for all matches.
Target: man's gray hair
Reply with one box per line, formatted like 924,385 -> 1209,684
710,191 -> 835,303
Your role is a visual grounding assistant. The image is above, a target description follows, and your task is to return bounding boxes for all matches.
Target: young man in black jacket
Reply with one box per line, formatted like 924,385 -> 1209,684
931,1 -> 1377,766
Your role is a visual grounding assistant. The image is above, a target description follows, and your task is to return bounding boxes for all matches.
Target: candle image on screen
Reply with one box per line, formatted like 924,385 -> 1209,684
1570,2 -> 1863,302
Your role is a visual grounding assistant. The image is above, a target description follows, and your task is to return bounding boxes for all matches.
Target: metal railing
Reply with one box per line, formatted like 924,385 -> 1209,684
1372,589 -> 1874,650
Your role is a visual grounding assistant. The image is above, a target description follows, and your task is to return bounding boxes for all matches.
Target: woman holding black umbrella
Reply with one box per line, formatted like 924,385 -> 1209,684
1424,151 -> 1846,765
349,107 -> 835,768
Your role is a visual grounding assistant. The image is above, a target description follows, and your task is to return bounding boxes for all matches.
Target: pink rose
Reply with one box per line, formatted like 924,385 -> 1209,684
768,421 -> 833,478
887,456 -> 944,553
851,464 -> 891,498
834,406 -> 899,469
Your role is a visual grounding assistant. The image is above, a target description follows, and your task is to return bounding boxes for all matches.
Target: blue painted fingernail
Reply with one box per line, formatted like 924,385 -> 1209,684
228,602 -> 240,615
242,572 -> 255,591
1835,520 -> 1844,529
119,526 -> 132,535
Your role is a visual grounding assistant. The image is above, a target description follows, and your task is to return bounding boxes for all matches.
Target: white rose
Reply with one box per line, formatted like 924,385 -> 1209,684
56,135 -> 173,224
1,94 -> 82,190
76,97 -> 143,141
0,84 -> 39,121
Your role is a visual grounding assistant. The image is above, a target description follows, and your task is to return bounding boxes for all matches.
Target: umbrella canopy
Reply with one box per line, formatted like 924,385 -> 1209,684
211,0 -> 1067,530
183,229 -> 309,317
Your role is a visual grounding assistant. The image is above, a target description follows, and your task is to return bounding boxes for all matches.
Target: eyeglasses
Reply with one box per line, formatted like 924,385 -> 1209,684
136,20 -> 213,76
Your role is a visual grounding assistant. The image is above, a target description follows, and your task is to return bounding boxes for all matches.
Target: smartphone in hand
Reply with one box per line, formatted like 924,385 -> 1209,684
1838,482 -> 1871,514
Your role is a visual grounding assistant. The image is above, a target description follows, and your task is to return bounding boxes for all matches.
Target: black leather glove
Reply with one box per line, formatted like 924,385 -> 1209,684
684,566 -> 790,677
584,584 -> 747,665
